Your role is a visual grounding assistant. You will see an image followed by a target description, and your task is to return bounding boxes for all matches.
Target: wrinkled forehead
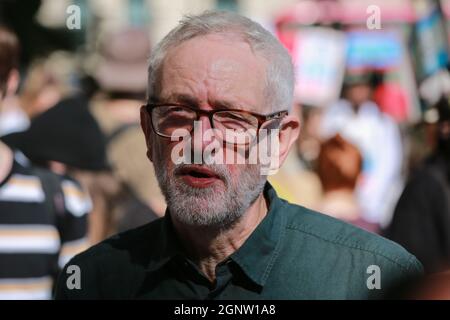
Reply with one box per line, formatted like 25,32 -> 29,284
157,34 -> 268,112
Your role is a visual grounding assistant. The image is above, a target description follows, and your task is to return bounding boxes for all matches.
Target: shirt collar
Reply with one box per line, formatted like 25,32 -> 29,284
146,213 -> 185,272
230,182 -> 287,287
146,182 -> 287,288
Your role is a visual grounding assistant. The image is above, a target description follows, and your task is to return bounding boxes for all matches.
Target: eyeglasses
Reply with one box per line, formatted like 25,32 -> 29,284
144,103 -> 287,144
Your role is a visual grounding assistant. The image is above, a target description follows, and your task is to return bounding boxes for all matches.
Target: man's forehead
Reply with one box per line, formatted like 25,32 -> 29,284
164,35 -> 265,74
168,34 -> 259,59
158,34 -> 267,111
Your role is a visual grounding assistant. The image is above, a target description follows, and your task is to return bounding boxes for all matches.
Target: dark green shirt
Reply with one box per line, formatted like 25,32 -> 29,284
55,183 -> 422,299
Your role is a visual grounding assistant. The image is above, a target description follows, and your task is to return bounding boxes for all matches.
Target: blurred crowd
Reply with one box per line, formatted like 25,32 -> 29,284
1,0 -> 450,299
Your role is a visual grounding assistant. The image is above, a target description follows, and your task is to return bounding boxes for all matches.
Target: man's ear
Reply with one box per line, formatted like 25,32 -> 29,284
277,113 -> 301,167
140,106 -> 153,162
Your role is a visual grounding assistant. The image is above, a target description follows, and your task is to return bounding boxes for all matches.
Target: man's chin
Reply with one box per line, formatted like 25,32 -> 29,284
168,186 -> 231,223
171,207 -> 239,229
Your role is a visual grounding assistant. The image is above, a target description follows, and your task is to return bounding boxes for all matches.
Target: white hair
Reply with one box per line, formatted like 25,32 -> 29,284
147,10 -> 295,112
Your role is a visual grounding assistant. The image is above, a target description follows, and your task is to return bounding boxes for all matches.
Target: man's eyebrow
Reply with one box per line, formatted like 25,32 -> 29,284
213,99 -> 238,110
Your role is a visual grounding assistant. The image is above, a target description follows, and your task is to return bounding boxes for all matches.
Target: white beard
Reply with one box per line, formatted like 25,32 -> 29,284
154,159 -> 266,228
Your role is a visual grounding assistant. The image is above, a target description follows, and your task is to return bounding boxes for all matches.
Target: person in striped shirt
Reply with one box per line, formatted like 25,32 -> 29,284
0,26 -> 91,300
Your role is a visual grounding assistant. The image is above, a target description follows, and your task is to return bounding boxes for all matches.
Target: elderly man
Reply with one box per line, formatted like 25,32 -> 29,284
56,11 -> 422,300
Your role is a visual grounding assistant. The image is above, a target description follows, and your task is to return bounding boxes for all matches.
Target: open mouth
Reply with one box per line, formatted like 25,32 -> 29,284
176,165 -> 222,188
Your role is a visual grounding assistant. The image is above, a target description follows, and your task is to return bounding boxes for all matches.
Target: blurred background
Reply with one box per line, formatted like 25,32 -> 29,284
2,0 -> 450,299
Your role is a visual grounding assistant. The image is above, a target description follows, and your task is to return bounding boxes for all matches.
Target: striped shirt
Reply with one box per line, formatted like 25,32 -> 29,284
0,152 -> 90,300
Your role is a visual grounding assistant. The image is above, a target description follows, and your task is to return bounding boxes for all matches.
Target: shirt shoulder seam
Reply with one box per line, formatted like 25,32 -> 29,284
285,223 -> 413,272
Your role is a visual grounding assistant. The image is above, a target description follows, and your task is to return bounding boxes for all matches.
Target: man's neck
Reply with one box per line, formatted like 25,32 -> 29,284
0,141 -> 13,184
172,192 -> 268,283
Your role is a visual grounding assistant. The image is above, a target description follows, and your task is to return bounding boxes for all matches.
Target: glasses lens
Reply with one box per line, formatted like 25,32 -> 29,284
213,111 -> 258,144
152,105 -> 196,137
